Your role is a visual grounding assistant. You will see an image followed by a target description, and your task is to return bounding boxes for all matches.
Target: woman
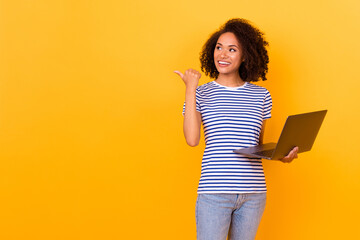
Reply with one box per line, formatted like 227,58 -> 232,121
175,19 -> 298,240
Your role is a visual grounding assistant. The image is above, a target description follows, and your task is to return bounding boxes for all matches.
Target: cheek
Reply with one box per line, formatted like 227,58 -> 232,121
233,55 -> 242,66
213,53 -> 220,64
213,51 -> 219,60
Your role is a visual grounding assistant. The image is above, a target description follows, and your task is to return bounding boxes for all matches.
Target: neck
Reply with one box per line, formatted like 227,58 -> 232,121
216,73 -> 245,87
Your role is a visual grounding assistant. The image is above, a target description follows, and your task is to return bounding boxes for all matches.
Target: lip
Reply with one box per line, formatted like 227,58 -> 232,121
217,60 -> 231,67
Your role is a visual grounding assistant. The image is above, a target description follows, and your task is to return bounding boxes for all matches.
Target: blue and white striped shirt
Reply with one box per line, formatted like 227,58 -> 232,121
183,81 -> 272,193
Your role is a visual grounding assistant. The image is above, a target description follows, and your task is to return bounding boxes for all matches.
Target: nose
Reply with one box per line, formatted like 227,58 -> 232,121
220,50 -> 228,59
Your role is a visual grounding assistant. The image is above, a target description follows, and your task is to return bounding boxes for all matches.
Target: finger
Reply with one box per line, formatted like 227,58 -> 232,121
281,153 -> 294,163
193,71 -> 201,79
292,147 -> 299,159
190,69 -> 200,75
285,152 -> 296,162
186,69 -> 201,77
186,69 -> 197,76
293,146 -> 299,153
174,71 -> 184,79
287,147 -> 298,158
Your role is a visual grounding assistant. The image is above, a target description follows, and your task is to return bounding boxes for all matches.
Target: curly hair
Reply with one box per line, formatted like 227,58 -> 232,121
200,18 -> 269,82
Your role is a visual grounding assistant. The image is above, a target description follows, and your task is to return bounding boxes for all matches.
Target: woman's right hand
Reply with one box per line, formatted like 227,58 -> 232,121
174,69 -> 201,90
174,69 -> 202,147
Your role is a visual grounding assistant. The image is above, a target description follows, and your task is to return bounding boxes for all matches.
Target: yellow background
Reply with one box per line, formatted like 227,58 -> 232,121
1,0 -> 359,239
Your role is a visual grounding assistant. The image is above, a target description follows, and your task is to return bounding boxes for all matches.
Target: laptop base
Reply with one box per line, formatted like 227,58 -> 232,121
234,143 -> 277,160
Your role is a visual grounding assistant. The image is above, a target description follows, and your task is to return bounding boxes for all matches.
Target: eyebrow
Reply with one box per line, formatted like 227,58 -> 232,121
216,42 -> 239,49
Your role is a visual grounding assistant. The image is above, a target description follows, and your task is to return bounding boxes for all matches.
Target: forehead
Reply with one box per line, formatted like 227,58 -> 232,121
217,32 -> 240,47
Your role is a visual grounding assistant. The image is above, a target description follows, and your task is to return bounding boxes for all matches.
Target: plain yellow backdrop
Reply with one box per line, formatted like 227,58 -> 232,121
1,0 -> 359,239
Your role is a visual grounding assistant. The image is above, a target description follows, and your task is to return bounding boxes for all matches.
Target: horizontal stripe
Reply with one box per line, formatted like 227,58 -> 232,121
183,81 -> 272,193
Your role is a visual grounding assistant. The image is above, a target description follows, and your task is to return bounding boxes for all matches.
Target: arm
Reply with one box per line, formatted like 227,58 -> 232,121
183,87 -> 201,146
174,69 -> 202,147
259,120 -> 267,145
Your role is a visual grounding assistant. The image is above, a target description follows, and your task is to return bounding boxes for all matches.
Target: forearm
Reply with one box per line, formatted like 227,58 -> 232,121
259,120 -> 266,145
174,68 -> 202,146
183,88 -> 201,147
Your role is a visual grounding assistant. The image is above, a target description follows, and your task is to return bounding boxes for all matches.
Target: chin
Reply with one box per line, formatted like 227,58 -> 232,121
217,70 -> 236,75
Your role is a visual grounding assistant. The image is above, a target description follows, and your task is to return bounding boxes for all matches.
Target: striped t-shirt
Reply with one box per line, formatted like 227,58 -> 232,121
183,81 -> 272,194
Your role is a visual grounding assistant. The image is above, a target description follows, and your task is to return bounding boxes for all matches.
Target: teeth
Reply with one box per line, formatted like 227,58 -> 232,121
219,61 -> 230,65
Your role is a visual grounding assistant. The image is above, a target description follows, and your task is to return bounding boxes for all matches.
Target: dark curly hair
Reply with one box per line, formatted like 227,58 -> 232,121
200,18 -> 269,82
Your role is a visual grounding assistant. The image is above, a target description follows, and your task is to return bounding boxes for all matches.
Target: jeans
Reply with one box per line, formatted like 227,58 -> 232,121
195,193 -> 266,240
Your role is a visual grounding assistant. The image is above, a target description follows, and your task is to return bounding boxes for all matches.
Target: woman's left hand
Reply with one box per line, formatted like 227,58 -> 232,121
280,146 -> 299,163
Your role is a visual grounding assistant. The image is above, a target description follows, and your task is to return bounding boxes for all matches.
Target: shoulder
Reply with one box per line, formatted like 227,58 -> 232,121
245,82 -> 269,92
245,82 -> 271,95
196,81 -> 216,95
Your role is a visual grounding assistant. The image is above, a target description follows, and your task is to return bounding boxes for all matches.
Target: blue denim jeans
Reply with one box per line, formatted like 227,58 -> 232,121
195,193 -> 266,240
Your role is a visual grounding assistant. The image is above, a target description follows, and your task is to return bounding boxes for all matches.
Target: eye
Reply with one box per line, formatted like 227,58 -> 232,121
229,48 -> 236,52
216,46 -> 222,50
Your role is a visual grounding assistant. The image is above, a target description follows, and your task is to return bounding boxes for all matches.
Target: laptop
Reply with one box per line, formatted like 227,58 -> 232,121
233,110 -> 327,160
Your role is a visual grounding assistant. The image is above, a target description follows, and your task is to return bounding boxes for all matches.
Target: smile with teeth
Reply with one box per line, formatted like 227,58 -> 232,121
218,61 -> 231,65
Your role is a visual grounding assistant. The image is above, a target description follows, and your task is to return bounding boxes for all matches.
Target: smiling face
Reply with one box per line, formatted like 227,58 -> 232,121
214,32 -> 244,77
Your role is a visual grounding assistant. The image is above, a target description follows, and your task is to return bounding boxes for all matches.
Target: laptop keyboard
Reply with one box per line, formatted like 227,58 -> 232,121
254,149 -> 275,158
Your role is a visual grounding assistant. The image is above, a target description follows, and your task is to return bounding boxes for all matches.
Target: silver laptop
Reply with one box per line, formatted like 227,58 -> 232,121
233,110 -> 327,160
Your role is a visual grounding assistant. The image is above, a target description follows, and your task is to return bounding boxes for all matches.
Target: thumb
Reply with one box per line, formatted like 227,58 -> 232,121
174,70 -> 184,79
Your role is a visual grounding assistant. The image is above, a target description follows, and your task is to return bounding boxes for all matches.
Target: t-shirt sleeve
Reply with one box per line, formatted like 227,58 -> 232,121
263,90 -> 272,120
182,88 -> 201,115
